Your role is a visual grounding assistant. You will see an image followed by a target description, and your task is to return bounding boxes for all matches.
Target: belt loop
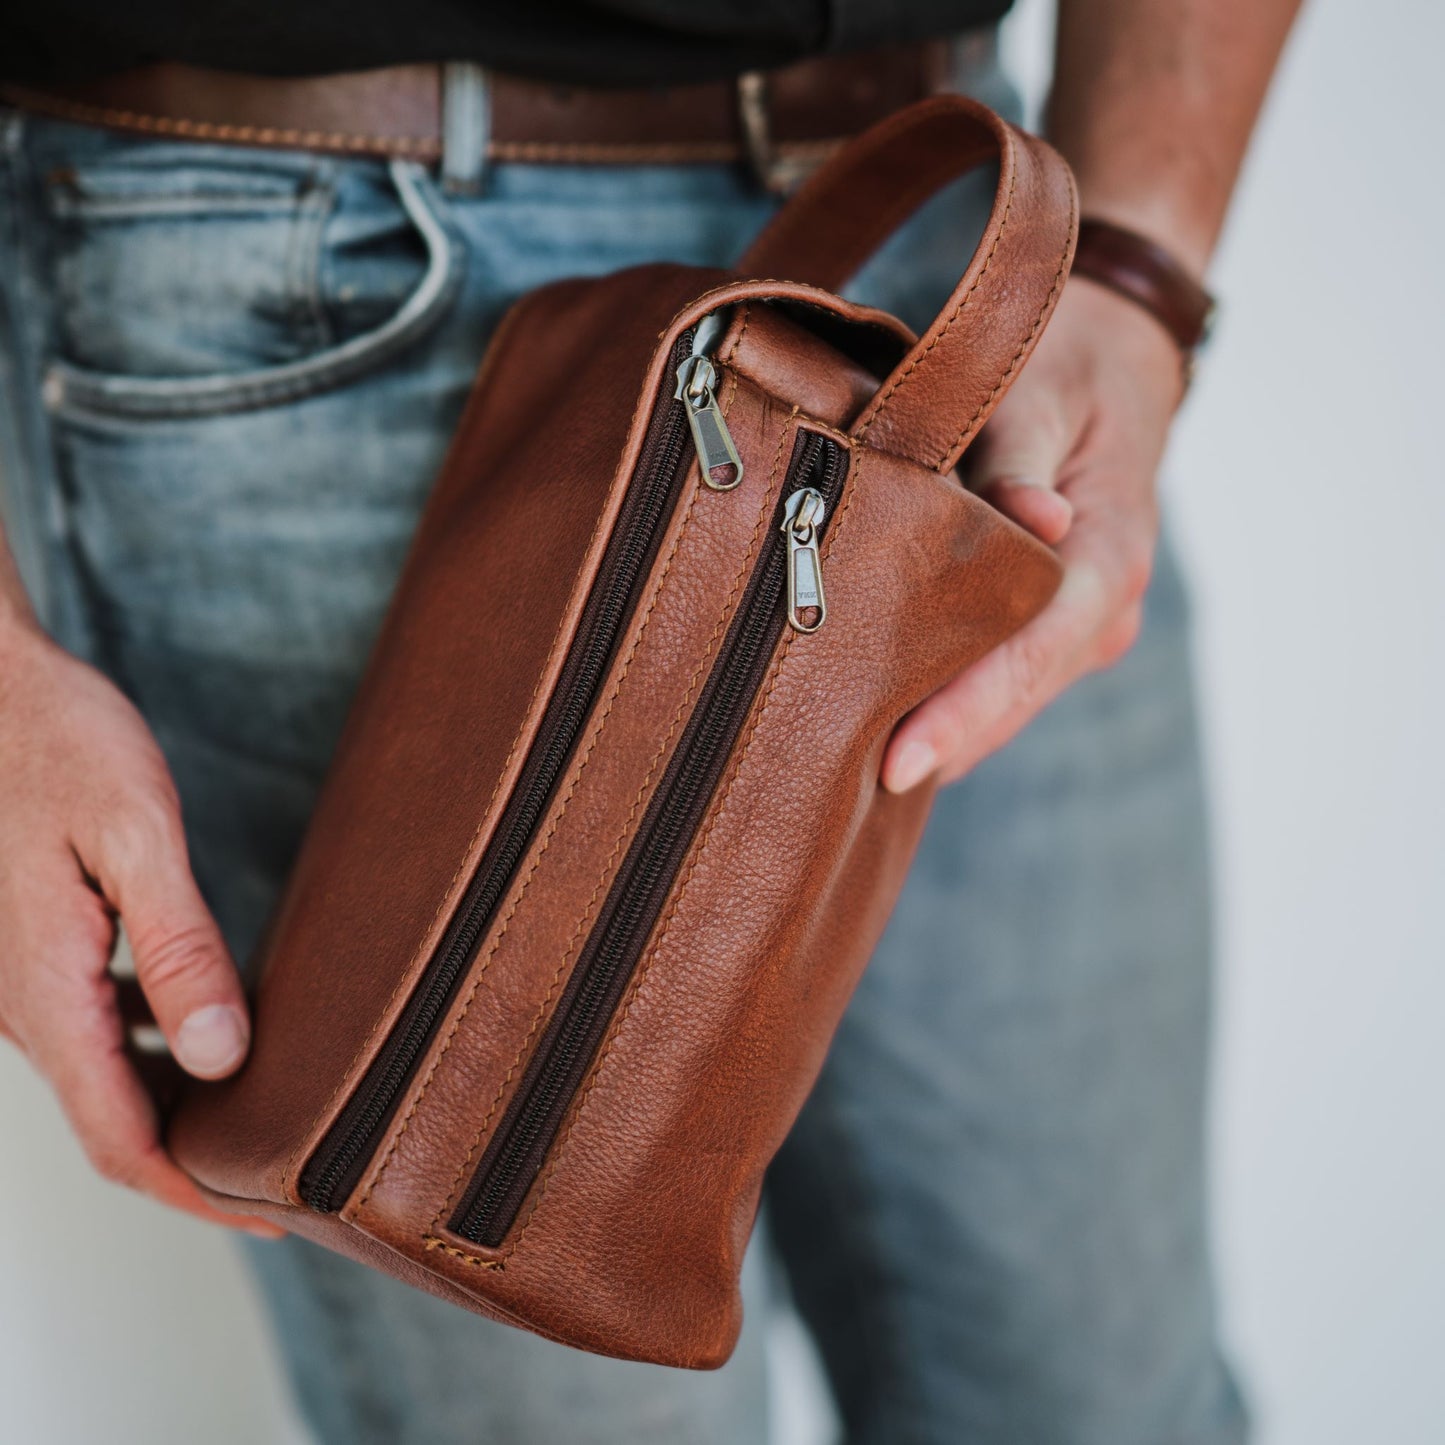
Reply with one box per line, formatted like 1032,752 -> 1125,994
441,62 -> 489,195
736,72 -> 779,195
737,71 -> 820,196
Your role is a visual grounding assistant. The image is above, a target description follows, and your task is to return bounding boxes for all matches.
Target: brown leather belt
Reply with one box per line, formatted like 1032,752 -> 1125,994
0,42 -> 969,189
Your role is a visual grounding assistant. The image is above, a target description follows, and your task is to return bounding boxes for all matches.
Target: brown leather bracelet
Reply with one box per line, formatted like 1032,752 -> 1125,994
1070,217 -> 1216,368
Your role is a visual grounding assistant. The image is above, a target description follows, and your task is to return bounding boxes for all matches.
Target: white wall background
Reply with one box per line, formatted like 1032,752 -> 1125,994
2,1 -> 1441,1440
1157,0 -> 1445,1436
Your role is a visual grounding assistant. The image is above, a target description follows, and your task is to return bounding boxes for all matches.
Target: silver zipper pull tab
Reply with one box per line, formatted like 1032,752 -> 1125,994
782,486 -> 828,633
675,324 -> 744,492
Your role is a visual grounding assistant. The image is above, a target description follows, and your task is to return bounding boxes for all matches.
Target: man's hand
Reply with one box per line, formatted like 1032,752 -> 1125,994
877,0 -> 1302,793
882,278 -> 1183,793
0,621 -> 282,1236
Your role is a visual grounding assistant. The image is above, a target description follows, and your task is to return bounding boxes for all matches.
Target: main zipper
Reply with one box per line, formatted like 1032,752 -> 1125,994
299,326 -> 711,1213
448,428 -> 846,1248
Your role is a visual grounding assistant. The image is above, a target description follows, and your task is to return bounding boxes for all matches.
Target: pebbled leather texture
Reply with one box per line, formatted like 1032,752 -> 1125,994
168,95 -> 1077,1367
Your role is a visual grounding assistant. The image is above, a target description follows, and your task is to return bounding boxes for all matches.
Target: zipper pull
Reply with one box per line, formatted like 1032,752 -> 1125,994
674,319 -> 744,492
782,486 -> 828,633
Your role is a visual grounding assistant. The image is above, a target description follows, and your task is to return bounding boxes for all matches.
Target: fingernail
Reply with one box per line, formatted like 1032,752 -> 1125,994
888,740 -> 937,793
175,1004 -> 248,1079
245,1223 -> 287,1241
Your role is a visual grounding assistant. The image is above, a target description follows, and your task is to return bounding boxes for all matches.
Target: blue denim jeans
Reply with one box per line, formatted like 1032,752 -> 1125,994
0,65 -> 1246,1445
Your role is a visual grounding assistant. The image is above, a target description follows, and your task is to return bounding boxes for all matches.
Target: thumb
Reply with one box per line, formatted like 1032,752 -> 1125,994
90,801 -> 251,1082
968,384 -> 1076,546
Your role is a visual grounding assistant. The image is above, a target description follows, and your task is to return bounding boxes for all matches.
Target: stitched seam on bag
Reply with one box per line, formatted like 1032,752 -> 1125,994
289,358 -> 665,1199
932,166 -> 1077,468
721,304 -> 752,367
356,365 -> 749,1216
423,390 -> 796,1243
661,282 -> 849,350
280,374 -> 563,1196
411,555 -> 694,1229
423,371 -> 778,1237
658,285 -> 914,399
425,438 -> 864,1269
282,522 -> 590,1192
501,442 -> 865,1261
853,157 -> 1017,442
283,650 -> 557,1190
425,387 -> 786,1235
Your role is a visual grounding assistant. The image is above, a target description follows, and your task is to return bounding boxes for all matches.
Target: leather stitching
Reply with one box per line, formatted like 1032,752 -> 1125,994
329,353 -> 671,1207
424,383 -> 792,1244
504,441 -> 864,1260
355,385 -> 709,1214
662,282 -> 851,344
422,393 -> 798,1258
721,304 -> 752,366
422,1236 -> 504,1268
356,362 -> 746,1217
416,499 -> 707,1231
277,279 -> 584,1193
854,154 -> 1018,443
419,336 -> 762,1233
280,415 -> 562,1196
933,163 -> 1078,468
419,368 -> 777,1238
425,434 -> 862,1269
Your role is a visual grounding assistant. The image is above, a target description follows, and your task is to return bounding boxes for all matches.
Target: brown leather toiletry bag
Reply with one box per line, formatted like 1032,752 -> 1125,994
169,94 -> 1076,1367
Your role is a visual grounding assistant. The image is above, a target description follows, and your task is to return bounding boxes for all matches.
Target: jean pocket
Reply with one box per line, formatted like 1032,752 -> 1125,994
44,153 -> 463,420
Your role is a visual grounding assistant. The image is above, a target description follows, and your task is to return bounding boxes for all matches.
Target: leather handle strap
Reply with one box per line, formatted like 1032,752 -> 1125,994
738,95 -> 1079,474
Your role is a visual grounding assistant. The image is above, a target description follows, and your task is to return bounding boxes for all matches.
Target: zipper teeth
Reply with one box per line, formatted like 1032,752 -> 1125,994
450,430 -> 844,1248
298,332 -> 698,1214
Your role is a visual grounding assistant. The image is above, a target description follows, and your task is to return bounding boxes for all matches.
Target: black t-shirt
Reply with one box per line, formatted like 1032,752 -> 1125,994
3,1 -> 1014,87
